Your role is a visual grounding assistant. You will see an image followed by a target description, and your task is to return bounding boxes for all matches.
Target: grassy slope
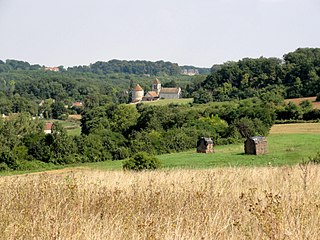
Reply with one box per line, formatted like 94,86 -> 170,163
82,132 -> 320,170
2,123 -> 319,176
141,98 -> 193,106
270,122 -> 320,134
45,119 -> 81,136
160,133 -> 320,168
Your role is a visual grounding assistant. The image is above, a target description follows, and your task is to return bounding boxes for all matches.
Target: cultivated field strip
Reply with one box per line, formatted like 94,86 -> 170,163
1,167 -> 320,239
270,123 -> 320,134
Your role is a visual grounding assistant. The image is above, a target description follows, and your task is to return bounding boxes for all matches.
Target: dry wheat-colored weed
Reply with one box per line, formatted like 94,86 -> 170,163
0,166 -> 320,239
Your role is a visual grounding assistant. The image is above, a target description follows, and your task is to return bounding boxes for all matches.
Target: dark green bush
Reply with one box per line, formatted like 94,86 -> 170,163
308,152 -> 320,164
303,109 -> 320,120
123,152 -> 161,171
112,147 -> 131,160
0,162 -> 9,171
0,151 -> 18,170
16,160 -> 54,171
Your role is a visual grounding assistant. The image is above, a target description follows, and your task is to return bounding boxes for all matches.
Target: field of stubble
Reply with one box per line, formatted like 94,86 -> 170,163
1,166 -> 320,240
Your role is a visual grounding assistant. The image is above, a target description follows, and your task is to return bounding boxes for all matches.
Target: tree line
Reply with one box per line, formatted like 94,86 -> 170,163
188,48 -> 320,103
68,60 -> 184,76
1,90 -> 320,171
0,98 -> 275,171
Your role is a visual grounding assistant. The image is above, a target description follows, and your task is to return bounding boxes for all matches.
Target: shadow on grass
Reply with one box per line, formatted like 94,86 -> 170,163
235,152 -> 246,156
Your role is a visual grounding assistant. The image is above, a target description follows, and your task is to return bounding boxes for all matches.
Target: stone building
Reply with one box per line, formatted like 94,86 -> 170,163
142,91 -> 159,101
131,79 -> 181,103
152,78 -> 161,94
159,87 -> 181,99
244,136 -> 268,155
131,84 -> 144,103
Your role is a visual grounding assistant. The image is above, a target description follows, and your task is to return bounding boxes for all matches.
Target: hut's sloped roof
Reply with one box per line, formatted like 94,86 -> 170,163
199,137 -> 213,144
248,136 -> 267,143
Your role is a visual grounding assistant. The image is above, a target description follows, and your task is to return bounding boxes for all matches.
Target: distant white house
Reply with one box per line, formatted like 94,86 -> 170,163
159,87 -> 181,99
181,69 -> 199,76
44,67 -> 59,72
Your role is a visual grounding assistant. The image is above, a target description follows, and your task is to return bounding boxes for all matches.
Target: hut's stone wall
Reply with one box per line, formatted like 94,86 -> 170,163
197,137 -> 214,153
245,137 -> 268,155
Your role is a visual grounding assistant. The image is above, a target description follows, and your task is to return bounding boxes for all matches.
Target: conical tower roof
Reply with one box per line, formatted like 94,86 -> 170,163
133,84 -> 143,91
153,78 -> 161,84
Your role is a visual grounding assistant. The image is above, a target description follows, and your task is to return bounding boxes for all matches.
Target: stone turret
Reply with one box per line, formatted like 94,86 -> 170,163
152,78 -> 161,94
132,84 -> 144,103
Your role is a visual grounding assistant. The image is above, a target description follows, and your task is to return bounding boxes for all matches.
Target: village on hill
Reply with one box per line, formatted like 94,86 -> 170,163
131,79 -> 181,103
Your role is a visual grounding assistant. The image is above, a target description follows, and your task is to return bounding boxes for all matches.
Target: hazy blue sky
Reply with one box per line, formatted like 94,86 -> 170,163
0,0 -> 319,67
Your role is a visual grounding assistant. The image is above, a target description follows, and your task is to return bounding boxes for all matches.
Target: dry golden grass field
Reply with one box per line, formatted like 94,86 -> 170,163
1,166 -> 320,240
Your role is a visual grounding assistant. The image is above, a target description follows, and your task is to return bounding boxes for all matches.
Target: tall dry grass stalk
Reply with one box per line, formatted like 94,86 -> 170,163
1,166 -> 320,239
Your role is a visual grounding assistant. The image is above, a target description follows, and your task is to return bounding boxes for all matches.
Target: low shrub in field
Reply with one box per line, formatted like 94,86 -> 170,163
0,162 -> 9,171
122,152 -> 161,171
308,152 -> 320,164
16,160 -> 55,171
0,151 -> 18,170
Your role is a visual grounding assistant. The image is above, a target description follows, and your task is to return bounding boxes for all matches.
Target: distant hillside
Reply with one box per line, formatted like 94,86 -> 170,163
0,58 -> 203,116
0,59 -> 210,77
67,60 -> 209,76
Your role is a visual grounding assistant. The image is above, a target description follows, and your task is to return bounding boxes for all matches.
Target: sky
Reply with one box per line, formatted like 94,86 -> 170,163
0,0 -> 319,68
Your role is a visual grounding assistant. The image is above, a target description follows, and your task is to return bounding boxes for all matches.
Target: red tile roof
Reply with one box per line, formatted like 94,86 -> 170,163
45,122 -> 53,131
44,67 -> 59,72
146,91 -> 159,97
72,101 -> 83,107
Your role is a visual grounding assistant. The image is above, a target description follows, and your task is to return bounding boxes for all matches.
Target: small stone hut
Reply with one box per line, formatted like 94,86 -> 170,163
197,137 -> 214,153
244,136 -> 268,155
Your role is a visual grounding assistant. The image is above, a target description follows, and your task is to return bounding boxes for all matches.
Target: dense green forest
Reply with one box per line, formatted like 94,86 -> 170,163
189,48 -> 320,103
68,59 -> 183,75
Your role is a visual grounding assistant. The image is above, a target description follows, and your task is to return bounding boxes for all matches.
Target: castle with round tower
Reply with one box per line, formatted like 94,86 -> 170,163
131,78 -> 181,103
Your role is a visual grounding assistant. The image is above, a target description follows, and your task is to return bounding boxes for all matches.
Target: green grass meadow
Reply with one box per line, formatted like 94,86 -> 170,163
48,119 -> 81,136
2,127 -> 319,176
82,133 -> 320,170
159,133 -> 320,168
141,98 -> 193,106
